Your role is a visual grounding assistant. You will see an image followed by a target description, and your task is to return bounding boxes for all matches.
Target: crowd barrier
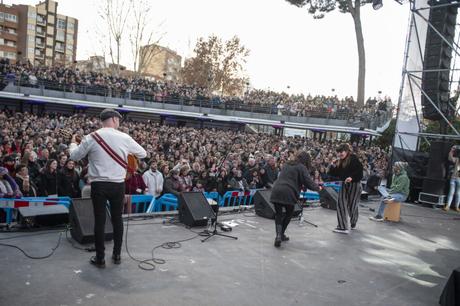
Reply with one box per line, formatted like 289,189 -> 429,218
0,197 -> 72,225
0,183 -> 342,225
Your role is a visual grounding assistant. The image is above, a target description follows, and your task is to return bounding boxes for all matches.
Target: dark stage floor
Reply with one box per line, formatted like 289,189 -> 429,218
1,198 -> 459,306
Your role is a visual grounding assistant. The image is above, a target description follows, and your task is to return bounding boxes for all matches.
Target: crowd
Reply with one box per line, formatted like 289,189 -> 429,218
0,110 -> 390,208
0,60 -> 392,122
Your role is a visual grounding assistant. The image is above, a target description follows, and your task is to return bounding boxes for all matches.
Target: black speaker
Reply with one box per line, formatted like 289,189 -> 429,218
254,189 -> 302,219
178,192 -> 215,227
422,141 -> 451,195
425,141 -> 452,178
421,0 -> 458,120
69,198 -> 113,244
18,205 -> 69,227
319,187 -> 338,210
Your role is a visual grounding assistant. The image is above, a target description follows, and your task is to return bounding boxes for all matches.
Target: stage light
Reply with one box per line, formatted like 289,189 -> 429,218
373,0 -> 383,10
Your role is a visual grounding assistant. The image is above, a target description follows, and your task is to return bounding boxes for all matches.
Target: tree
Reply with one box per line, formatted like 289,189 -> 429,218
128,0 -> 164,76
99,0 -> 131,76
181,35 -> 250,96
286,0 -> 371,107
98,0 -> 163,76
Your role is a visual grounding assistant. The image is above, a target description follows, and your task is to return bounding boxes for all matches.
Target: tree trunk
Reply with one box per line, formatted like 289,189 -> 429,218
351,0 -> 365,108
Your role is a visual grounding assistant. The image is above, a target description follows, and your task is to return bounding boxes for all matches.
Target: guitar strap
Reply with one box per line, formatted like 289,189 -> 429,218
91,132 -> 129,170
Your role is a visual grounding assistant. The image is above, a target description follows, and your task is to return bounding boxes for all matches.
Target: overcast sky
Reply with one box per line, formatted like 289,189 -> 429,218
7,0 -> 410,101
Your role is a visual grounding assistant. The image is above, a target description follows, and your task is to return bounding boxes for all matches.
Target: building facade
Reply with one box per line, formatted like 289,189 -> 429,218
139,44 -> 181,82
0,5 -> 19,63
0,0 -> 77,66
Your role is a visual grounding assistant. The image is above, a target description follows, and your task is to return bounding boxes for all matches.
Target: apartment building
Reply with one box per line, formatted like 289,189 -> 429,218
0,5 -> 19,63
0,0 -> 78,66
139,44 -> 182,82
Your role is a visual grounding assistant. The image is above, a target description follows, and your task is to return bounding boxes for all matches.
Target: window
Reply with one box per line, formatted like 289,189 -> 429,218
28,10 -> 36,19
57,19 -> 66,29
28,35 -> 35,42
6,40 -> 16,47
66,44 -> 73,51
67,22 -> 74,30
5,13 -> 18,23
0,51 -> 16,60
56,30 -> 65,41
28,48 -> 34,55
7,28 -> 16,35
66,34 -> 73,42
28,24 -> 36,31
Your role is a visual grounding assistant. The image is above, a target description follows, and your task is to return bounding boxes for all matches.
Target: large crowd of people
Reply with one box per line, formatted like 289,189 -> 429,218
0,110 -> 390,208
0,60 -> 392,123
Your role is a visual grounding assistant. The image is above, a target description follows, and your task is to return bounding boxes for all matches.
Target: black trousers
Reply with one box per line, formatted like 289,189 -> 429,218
273,203 -> 295,233
91,181 -> 125,259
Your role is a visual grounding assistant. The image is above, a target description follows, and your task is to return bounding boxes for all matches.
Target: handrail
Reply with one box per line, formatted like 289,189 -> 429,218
5,76 -> 392,126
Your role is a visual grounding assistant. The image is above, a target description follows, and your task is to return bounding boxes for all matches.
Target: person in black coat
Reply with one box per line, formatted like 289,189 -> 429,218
328,143 -> 363,234
57,159 -> 81,198
270,151 -> 319,247
38,159 -> 58,196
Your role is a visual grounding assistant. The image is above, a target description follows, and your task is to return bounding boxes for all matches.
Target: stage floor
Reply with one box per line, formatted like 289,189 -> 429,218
1,198 -> 459,306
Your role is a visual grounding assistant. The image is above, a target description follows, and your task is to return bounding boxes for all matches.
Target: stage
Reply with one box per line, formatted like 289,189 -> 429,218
1,198 -> 459,306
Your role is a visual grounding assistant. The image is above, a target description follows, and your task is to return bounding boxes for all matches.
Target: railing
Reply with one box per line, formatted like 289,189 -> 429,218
4,77 -> 392,127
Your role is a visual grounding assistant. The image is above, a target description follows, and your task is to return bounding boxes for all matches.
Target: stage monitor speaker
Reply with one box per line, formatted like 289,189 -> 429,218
319,187 -> 338,210
421,1 -> 458,120
422,177 -> 448,196
18,205 -> 69,227
178,192 -> 215,227
69,198 -> 113,244
253,189 -> 302,219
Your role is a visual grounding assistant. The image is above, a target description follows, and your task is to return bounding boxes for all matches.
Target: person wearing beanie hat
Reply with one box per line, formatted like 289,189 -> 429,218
0,166 -> 22,198
370,161 -> 410,222
270,150 -> 320,247
69,108 -> 146,268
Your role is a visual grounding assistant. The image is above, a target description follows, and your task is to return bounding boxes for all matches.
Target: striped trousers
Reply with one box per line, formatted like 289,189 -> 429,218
337,182 -> 362,230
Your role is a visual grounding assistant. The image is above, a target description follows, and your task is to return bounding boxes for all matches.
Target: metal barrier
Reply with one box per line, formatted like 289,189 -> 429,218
6,78 -> 392,127
0,197 -> 72,225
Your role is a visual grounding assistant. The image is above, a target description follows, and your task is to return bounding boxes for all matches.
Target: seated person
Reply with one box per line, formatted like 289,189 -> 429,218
0,166 -> 22,198
369,162 -> 410,221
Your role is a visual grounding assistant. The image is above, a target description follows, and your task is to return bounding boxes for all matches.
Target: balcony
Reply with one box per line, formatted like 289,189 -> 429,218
36,30 -> 45,37
35,53 -> 44,59
36,16 -> 46,25
55,46 -> 64,53
36,42 -> 45,48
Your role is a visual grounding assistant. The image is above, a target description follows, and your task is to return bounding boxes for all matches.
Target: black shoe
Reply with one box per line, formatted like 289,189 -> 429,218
281,234 -> 289,241
274,224 -> 282,247
90,256 -> 105,268
112,254 -> 121,265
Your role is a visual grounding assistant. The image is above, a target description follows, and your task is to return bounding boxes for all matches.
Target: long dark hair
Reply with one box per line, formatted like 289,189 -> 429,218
291,150 -> 312,171
44,159 -> 57,174
336,144 -> 352,169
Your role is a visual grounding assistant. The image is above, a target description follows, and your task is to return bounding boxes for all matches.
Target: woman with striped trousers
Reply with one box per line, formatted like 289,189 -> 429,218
328,144 -> 363,234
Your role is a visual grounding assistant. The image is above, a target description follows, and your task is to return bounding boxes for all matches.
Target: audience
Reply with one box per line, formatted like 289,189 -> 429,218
0,110 -> 390,201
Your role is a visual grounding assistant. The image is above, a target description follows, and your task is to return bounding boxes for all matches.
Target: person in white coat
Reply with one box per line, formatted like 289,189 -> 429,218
143,161 -> 164,198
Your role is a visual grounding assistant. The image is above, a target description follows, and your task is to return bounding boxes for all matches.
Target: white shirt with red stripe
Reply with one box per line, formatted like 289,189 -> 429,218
69,127 -> 147,183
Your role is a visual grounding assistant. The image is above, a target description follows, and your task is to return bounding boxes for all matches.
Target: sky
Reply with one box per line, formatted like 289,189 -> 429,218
6,0 -> 410,102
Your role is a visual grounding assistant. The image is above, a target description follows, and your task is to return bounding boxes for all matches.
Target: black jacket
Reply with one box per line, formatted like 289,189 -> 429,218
38,171 -> 57,196
57,169 -> 80,198
328,154 -> 363,183
270,161 -> 319,206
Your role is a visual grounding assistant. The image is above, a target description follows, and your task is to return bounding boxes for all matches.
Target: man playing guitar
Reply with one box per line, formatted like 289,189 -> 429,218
69,108 -> 146,268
